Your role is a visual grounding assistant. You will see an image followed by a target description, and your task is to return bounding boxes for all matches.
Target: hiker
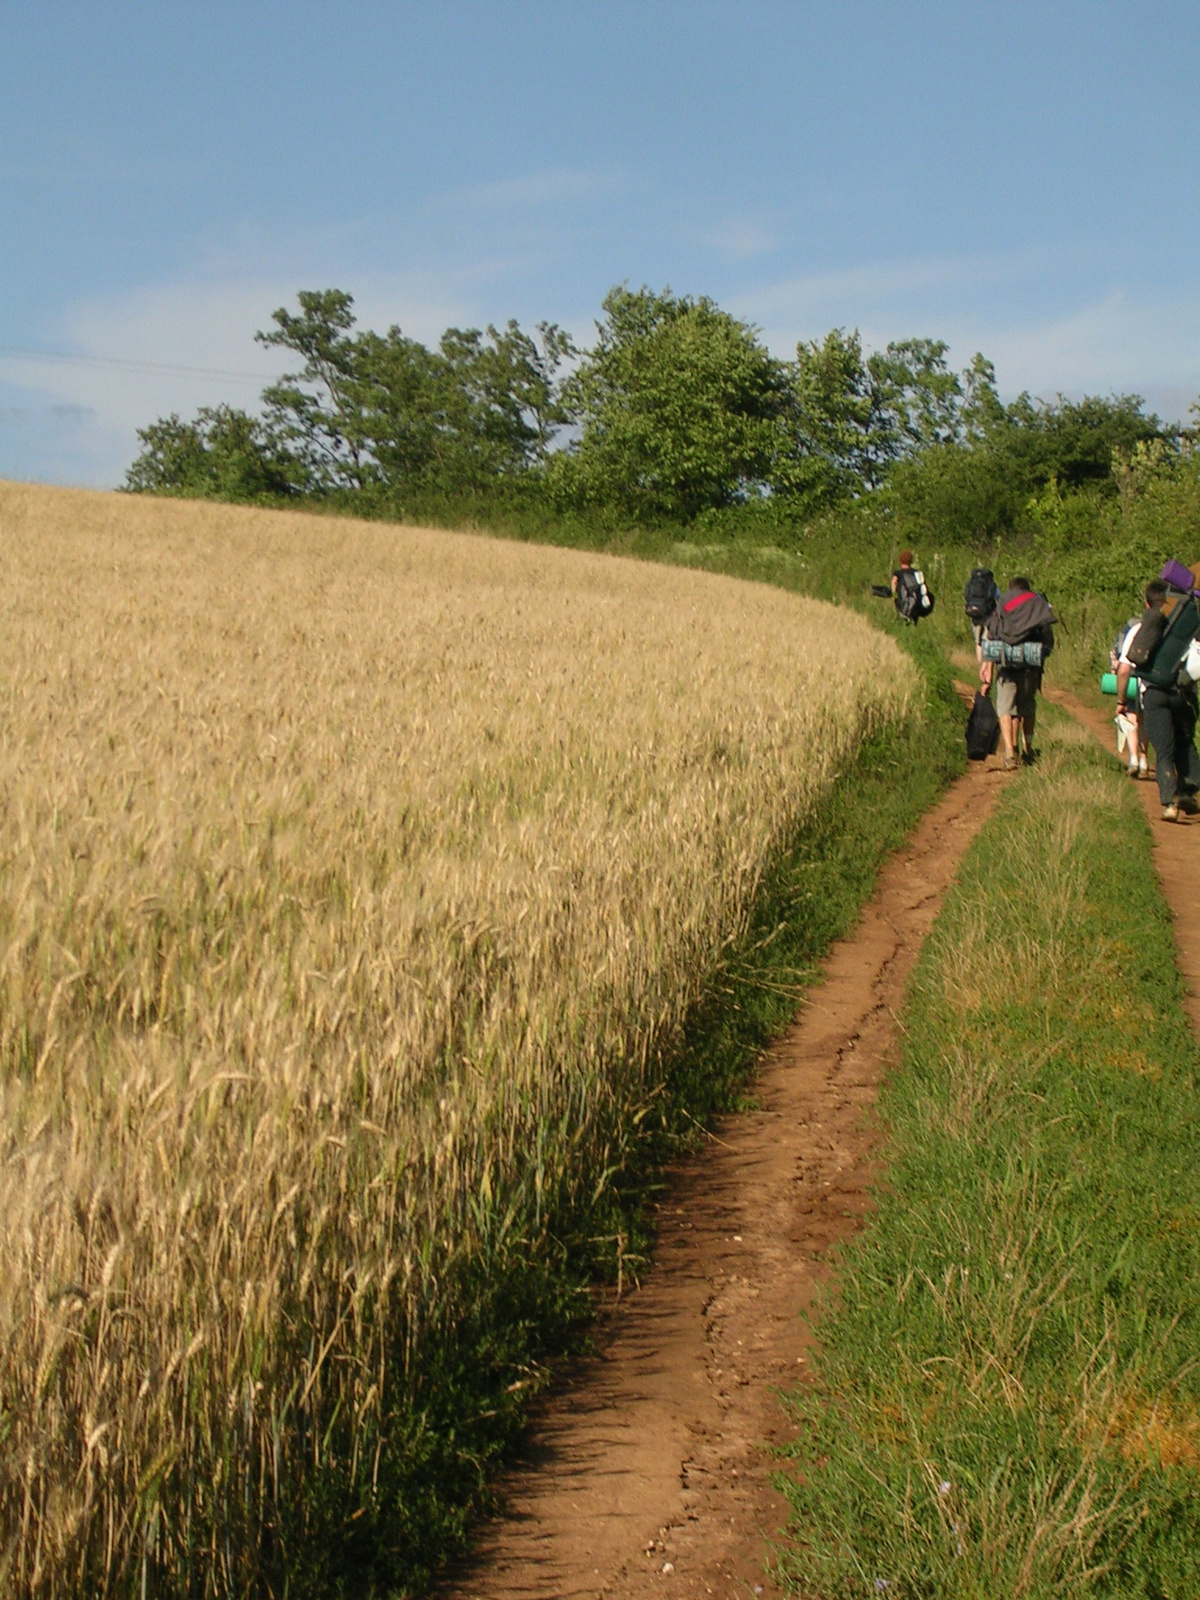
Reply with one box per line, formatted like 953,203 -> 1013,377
1110,616 -> 1147,779
891,549 -> 934,624
1120,579 -> 1200,822
963,566 -> 999,680
980,575 -> 1056,770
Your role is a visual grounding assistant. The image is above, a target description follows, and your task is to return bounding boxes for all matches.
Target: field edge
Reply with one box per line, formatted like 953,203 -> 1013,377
387,625 -> 967,1597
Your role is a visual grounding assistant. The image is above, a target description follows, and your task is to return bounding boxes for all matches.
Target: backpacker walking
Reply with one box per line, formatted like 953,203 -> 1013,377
1121,577 -> 1200,821
980,576 -> 1056,770
963,565 -> 999,679
1110,615 -> 1148,779
891,550 -> 934,624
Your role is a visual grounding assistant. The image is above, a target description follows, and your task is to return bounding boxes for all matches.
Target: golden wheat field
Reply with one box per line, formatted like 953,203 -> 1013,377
0,481 -> 911,1595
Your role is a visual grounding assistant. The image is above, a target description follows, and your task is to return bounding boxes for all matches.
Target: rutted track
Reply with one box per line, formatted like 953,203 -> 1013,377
447,726 -> 1008,1599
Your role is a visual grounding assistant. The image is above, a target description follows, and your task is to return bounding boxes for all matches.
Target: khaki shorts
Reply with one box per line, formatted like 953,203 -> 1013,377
996,667 -> 1038,721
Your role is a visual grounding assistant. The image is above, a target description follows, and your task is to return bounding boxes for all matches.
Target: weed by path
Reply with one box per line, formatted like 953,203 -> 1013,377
778,710 -> 1200,1598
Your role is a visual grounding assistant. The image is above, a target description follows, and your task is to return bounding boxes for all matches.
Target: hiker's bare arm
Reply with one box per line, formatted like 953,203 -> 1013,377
1116,661 -> 1132,705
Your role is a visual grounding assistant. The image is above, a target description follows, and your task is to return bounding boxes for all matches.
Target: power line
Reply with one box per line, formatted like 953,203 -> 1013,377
0,345 -> 275,385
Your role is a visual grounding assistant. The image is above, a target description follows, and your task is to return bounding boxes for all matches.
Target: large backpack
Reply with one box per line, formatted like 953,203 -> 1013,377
1141,595 -> 1200,690
963,567 -> 997,622
987,589 -> 1056,651
965,691 -> 1000,760
896,567 -> 935,621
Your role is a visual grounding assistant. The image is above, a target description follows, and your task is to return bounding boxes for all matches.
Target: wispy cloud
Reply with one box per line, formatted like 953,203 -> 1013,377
728,250 -> 1200,418
735,248 -> 1055,332
950,292 -> 1200,417
446,165 -> 625,213
700,215 -> 779,262
7,222 -> 1196,489
0,269 -> 486,487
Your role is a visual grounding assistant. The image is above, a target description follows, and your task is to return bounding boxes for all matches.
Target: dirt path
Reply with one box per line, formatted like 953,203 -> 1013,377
447,731 -> 1007,1600
1044,684 -> 1200,1034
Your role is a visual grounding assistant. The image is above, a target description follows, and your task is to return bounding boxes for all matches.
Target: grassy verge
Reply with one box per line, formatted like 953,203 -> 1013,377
778,708 -> 1200,1598
371,629 -> 965,1596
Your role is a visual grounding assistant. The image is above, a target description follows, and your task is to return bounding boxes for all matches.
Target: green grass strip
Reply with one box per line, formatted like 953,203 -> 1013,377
778,709 -> 1200,1598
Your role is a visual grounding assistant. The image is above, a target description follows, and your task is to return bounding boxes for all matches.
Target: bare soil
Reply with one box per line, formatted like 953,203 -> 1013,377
446,726 -> 1007,1600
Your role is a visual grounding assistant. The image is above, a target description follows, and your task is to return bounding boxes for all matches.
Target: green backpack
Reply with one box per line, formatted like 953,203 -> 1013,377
1143,595 -> 1200,689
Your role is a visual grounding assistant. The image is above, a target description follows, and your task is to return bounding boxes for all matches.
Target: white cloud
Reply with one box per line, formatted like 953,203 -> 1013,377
733,254 -> 1200,419
953,291 -> 1200,400
740,256 -> 965,324
735,248 -> 1057,341
7,223 -> 1197,490
0,271 -> 487,486
445,166 -> 624,213
701,215 -> 779,262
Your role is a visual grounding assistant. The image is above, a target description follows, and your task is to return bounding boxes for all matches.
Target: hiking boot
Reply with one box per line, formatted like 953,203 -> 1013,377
1179,795 -> 1199,816
1139,755 -> 1149,778
1128,759 -> 1140,777
1163,801 -> 1180,822
1003,755 -> 1018,771
1021,748 -> 1039,766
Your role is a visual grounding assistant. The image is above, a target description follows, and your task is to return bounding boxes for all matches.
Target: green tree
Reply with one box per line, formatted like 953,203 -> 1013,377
508,321 -> 579,460
883,385 -> 1172,546
994,391 -> 1165,490
785,328 -> 877,501
551,285 -> 790,520
124,405 -> 299,501
785,332 -> 967,500
256,292 -> 577,497
884,439 -> 1019,545
257,289 -> 381,493
349,325 -> 455,490
879,352 -> 1012,542
865,337 -> 962,463
436,319 -> 577,482
959,352 -> 1006,440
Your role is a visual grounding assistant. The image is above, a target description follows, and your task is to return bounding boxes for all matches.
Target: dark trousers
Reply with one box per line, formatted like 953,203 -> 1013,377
1142,684 -> 1200,805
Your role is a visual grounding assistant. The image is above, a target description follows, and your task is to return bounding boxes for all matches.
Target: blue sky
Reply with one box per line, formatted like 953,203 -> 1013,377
2,0 -> 1198,486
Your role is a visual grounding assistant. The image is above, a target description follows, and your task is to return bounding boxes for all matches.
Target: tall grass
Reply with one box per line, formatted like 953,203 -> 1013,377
0,482 -> 913,1596
779,713 -> 1200,1597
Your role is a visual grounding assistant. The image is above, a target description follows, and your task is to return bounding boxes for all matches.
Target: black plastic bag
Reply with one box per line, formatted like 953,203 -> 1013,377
965,690 -> 1000,761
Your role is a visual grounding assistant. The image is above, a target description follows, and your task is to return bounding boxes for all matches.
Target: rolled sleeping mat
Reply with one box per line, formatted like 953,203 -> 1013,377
1100,672 -> 1141,697
983,639 -> 1045,667
1160,558 -> 1198,593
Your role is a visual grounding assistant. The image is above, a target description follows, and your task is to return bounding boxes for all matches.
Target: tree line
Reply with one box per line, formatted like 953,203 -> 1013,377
126,284 -> 1190,543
